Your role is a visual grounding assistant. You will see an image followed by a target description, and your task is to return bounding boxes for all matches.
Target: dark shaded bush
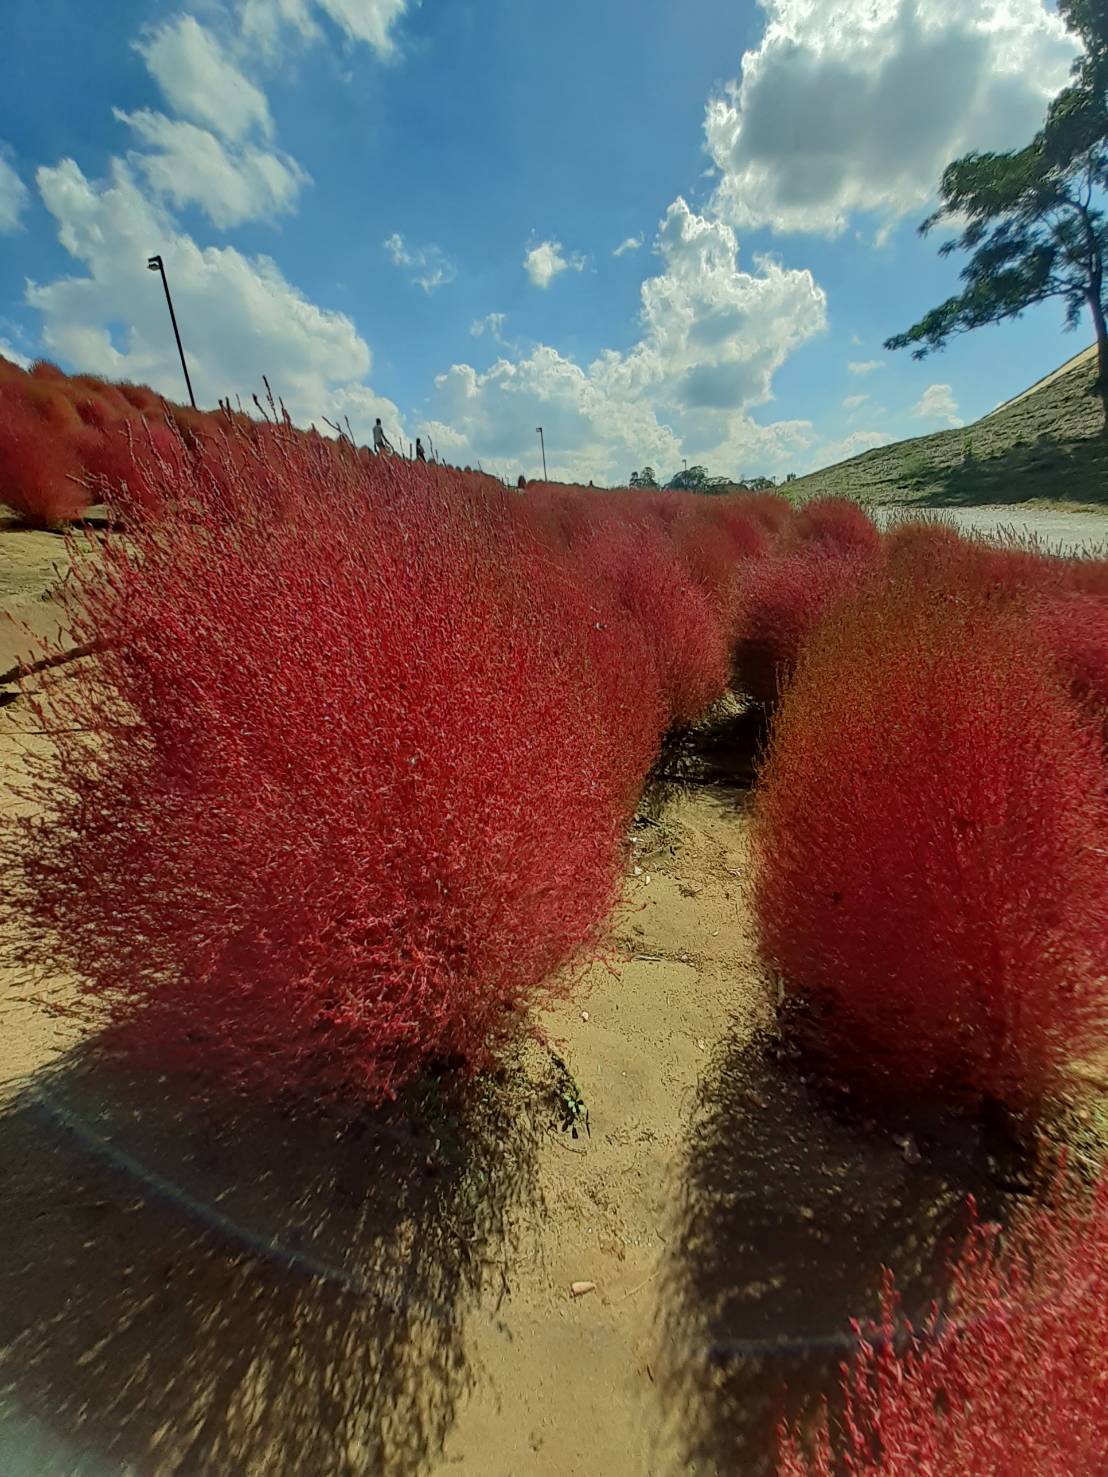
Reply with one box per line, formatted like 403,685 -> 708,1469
779,1171 -> 1108,1476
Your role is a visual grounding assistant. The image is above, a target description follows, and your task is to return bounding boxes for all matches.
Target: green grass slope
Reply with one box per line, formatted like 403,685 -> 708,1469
789,345 -> 1108,512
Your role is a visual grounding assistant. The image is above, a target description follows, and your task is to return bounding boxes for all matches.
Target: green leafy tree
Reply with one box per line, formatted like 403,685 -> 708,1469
887,0 -> 1108,429
629,465 -> 659,489
666,464 -> 733,493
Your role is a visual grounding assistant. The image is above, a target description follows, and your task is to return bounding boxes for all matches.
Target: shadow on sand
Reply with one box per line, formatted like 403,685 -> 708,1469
655,1023 -> 1024,1475
0,1042 -> 545,1476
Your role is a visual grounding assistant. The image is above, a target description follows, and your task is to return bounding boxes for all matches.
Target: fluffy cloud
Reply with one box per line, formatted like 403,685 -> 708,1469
469,312 -> 510,344
430,197 -> 827,483
0,150 -> 28,234
0,338 -> 31,369
524,239 -> 584,289
613,235 -> 643,257
706,0 -> 1076,235
138,16 -> 272,142
842,393 -> 870,411
28,159 -> 382,430
383,232 -> 456,293
913,382 -> 961,426
430,348 -> 681,483
116,110 -> 309,229
634,198 -> 826,413
849,360 -> 886,376
239,0 -> 408,58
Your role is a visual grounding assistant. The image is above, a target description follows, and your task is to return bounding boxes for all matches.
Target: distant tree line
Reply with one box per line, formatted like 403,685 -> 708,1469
628,464 -> 780,494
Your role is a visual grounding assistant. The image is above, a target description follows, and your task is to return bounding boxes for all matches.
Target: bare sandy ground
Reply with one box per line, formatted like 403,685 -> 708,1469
0,512 -> 1091,1477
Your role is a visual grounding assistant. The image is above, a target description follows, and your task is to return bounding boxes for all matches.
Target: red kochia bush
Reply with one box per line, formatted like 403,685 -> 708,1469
884,520 -> 1068,600
574,519 -> 731,729
1033,592 -> 1108,744
737,491 -> 794,540
778,1172 -> 1108,1476
754,579 -> 1108,1109
731,552 -> 865,704
3,427 -> 652,1103
0,387 -> 92,525
791,496 -> 882,560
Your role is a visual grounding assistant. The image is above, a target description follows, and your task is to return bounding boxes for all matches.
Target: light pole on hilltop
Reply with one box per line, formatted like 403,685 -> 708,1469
536,425 -> 547,481
147,254 -> 197,409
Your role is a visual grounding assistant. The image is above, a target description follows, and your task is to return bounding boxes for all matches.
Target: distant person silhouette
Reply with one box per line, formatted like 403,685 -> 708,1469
373,417 -> 393,456
415,437 -> 426,462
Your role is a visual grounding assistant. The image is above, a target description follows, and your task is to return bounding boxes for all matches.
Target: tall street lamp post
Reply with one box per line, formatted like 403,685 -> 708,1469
147,254 -> 197,409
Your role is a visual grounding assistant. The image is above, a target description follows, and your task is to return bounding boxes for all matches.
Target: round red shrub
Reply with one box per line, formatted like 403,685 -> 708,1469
791,496 -> 882,560
754,580 -> 1108,1109
735,492 -> 794,540
885,520 -> 1065,599
732,552 -> 865,704
28,359 -> 67,381
83,420 -> 183,518
1064,555 -> 1108,598
882,518 -> 966,573
2,433 -> 655,1104
0,387 -> 92,525
576,519 -> 731,729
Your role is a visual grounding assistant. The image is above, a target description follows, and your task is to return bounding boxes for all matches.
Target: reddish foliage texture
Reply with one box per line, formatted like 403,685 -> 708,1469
791,496 -> 882,561
1033,592 -> 1108,743
5,356 -> 1107,1117
575,519 -> 731,729
731,552 -> 866,704
754,576 -> 1108,1109
3,429 -> 665,1101
778,1173 -> 1108,1476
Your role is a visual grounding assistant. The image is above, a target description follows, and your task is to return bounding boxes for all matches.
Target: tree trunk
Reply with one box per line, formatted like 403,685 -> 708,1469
1088,290 -> 1108,432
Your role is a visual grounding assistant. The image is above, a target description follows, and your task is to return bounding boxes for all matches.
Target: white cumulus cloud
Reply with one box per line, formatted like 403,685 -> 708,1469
913,383 -> 962,426
469,312 -> 510,345
239,0 -> 409,59
383,232 -> 456,293
613,234 -> 643,257
849,360 -> 886,376
138,16 -> 273,142
706,0 -> 1076,236
27,158 -> 397,436
843,393 -> 870,411
0,338 -> 31,369
0,149 -> 28,234
116,110 -> 309,229
430,197 -> 827,483
524,239 -> 584,290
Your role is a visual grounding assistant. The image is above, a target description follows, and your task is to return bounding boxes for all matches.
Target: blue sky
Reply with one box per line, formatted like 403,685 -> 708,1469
0,0 -> 1090,484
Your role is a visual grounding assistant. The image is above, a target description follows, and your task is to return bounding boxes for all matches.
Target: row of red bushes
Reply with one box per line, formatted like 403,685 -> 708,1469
3,359 -> 1108,1474
0,352 -> 513,528
0,405 -> 818,1102
2,355 -> 1107,1125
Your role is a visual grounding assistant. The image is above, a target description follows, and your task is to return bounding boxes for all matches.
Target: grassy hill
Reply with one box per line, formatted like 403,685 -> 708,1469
789,344 -> 1108,512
